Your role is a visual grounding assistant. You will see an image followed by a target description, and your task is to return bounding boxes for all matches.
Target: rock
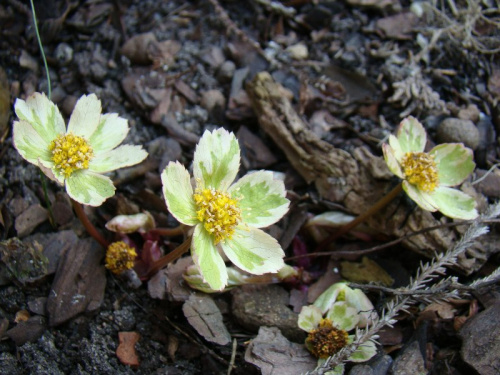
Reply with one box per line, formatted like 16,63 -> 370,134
244,326 -> 316,375
199,46 -> 225,68
54,43 -> 73,65
27,297 -> 47,316
5,315 -> 46,346
349,354 -> 392,375
458,104 -> 480,123
0,238 -> 49,284
459,302 -> 500,375
200,89 -> 225,114
473,169 -> 500,198
390,341 -> 426,375
286,43 -> 308,60
46,238 -> 106,326
231,285 -> 305,342
15,204 -> 49,238
237,126 -> 278,169
436,118 -> 480,150
216,60 -> 236,83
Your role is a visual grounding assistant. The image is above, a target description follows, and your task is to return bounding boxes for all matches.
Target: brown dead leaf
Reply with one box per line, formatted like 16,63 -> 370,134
182,294 -> 231,345
116,332 -> 140,367
376,12 -> 417,40
244,326 -> 316,375
340,257 -> 394,286
121,32 -> 158,65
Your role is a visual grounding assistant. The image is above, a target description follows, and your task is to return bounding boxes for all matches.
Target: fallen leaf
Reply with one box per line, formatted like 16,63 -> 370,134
116,331 -> 140,367
340,256 -> 394,286
182,294 -> 231,345
244,326 -> 316,375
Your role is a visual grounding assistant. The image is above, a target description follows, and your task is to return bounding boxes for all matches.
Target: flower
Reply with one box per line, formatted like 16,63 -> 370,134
162,128 -> 290,290
13,92 -> 148,206
382,116 -> 477,220
298,302 -> 377,368
105,241 -> 137,274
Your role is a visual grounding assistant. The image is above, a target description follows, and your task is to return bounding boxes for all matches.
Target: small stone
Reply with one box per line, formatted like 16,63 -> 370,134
286,43 -> 308,60
199,46 -> 225,68
54,43 -> 73,65
436,118 -> 480,150
15,204 -> 48,238
391,341 -> 426,375
217,60 -> 236,83
458,104 -> 480,123
459,302 -> 500,375
116,331 -> 140,367
27,297 -> 47,315
5,316 -> 46,346
200,89 -> 225,114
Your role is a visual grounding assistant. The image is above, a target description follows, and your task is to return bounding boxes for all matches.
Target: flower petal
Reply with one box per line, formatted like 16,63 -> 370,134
193,128 -> 240,191
38,158 -> 64,185
161,161 -> 198,226
220,227 -> 285,275
14,93 -> 65,145
13,120 -> 53,166
298,305 -> 323,332
396,116 -> 426,153
325,301 -> 359,331
88,113 -> 129,153
432,186 -> 478,220
89,145 -> 148,173
349,340 -> 377,362
229,171 -> 289,228
430,143 -> 475,187
65,170 -> 115,206
388,134 -> 404,161
402,181 -> 438,212
67,94 -> 102,139
192,224 -> 228,291
382,143 -> 404,178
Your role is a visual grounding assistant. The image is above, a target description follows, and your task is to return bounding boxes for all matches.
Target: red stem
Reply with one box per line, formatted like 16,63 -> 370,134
146,237 -> 192,277
71,199 -> 110,248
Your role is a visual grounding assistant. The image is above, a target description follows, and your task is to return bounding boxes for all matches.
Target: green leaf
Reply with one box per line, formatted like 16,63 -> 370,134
396,116 -> 426,153
432,186 -> 478,220
313,282 -> 347,314
430,143 -> 475,187
88,113 -> 129,153
161,161 -> 198,226
298,305 -> 322,332
14,92 -> 65,145
67,94 -> 102,139
229,171 -> 289,228
65,170 -> 115,206
89,145 -> 147,173
193,128 -> 240,191
220,227 -> 285,275
192,224 -> 228,291
326,302 -> 359,331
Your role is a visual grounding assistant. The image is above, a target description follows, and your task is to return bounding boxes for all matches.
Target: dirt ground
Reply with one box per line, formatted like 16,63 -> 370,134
1,0 -> 499,374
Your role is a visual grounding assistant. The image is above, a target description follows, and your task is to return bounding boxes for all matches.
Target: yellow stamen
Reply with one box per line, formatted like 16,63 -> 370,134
49,133 -> 94,178
105,241 -> 137,275
306,318 -> 349,359
401,152 -> 439,192
193,187 -> 241,244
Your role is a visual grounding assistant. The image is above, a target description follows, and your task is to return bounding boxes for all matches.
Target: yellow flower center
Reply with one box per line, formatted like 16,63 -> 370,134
193,187 -> 242,244
49,133 -> 94,177
105,241 -> 137,275
401,152 -> 439,192
306,319 -> 349,359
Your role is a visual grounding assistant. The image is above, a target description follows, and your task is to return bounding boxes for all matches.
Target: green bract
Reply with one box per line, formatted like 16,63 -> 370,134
162,128 -> 289,291
13,92 -> 148,206
382,116 -> 477,220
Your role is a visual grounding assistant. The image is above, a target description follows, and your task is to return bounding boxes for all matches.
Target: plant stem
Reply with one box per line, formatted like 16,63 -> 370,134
29,0 -> 51,99
71,199 -> 109,248
148,226 -> 185,237
146,238 -> 192,277
316,182 -> 403,252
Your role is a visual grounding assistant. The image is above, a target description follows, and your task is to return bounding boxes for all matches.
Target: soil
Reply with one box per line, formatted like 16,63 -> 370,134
0,0 -> 499,374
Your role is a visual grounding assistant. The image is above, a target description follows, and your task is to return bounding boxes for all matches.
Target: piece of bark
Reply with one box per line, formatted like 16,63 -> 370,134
46,238 -> 106,326
116,332 -> 140,367
15,204 -> 48,238
246,72 -> 493,273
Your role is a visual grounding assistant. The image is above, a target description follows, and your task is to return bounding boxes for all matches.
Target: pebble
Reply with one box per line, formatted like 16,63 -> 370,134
54,43 -> 74,65
216,60 -> 236,83
286,43 -> 308,60
436,117 -> 480,150
5,316 -> 46,346
390,341 -> 426,375
200,89 -> 225,114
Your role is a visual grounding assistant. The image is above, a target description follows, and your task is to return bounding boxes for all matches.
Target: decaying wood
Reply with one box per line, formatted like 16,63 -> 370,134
247,72 -> 495,274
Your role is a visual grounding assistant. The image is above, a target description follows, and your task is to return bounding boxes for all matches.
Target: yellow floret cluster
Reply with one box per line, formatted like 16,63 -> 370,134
49,133 -> 94,177
105,241 -> 137,275
193,187 -> 241,244
401,152 -> 439,192
306,318 -> 349,359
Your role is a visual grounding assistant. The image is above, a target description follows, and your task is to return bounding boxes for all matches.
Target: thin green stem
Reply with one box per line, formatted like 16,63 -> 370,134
29,0 -> 51,99
71,199 -> 109,248
316,182 -> 403,252
146,238 -> 192,277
